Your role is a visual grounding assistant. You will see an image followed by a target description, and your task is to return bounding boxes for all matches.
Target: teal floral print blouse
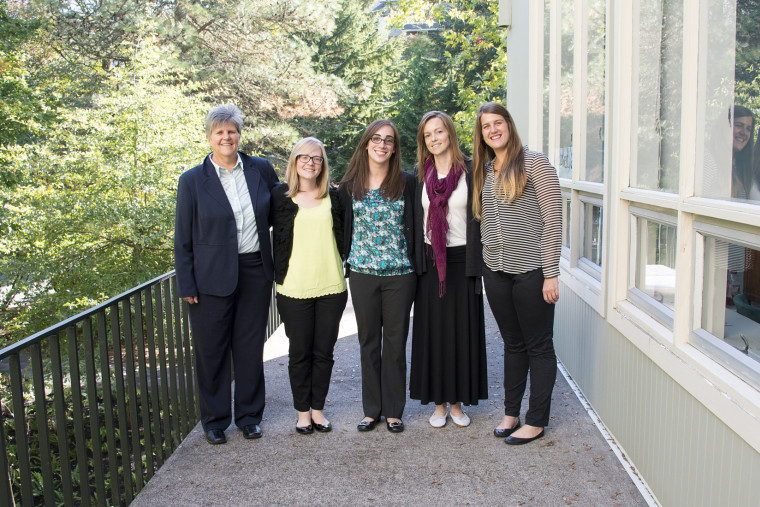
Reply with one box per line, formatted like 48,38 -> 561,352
347,189 -> 413,276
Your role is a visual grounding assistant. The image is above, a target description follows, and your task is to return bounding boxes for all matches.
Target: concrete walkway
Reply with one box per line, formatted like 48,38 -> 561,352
132,295 -> 653,506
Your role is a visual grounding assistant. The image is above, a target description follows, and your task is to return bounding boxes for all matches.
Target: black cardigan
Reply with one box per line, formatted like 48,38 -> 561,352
271,183 -> 344,285
338,171 -> 417,275
413,160 -> 482,279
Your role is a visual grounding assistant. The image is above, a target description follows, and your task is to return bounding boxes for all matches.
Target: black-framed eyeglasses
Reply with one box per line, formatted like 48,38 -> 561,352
296,154 -> 324,164
370,135 -> 395,146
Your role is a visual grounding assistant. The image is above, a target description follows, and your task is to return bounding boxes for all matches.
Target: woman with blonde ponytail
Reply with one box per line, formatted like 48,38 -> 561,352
472,102 -> 562,446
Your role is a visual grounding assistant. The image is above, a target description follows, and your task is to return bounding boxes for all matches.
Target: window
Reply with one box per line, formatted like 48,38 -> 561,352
562,193 -> 571,256
558,0 -> 574,179
543,0 -> 551,156
584,0 -> 605,183
698,0 -> 760,202
696,234 -> 760,389
628,212 -> 677,326
633,0 -> 682,192
579,199 -> 602,277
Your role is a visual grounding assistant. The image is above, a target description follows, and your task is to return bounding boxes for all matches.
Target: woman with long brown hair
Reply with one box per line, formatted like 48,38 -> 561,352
339,119 -> 417,433
472,102 -> 562,445
409,111 -> 487,428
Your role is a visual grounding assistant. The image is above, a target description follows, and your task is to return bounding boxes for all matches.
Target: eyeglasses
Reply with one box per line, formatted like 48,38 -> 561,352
370,135 -> 395,146
296,154 -> 324,165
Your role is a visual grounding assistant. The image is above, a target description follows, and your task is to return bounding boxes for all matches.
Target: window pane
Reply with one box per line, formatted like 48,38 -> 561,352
562,195 -> 571,252
702,237 -> 760,370
699,0 -> 760,202
581,203 -> 602,266
634,218 -> 677,310
585,0 -> 605,183
543,0 -> 551,156
633,0 -> 682,192
558,0 -> 574,179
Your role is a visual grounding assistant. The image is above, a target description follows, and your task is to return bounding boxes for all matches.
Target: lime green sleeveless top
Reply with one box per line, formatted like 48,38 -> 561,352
276,197 -> 346,298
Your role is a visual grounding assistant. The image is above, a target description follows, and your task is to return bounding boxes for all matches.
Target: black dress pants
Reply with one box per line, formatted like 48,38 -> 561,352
188,252 -> 272,431
349,271 -> 416,420
276,290 -> 348,412
482,267 -> 557,427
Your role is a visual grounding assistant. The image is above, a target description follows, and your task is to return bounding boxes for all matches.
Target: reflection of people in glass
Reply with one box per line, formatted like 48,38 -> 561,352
731,105 -> 755,198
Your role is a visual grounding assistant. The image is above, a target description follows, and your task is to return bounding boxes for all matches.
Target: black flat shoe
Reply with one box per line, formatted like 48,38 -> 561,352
296,422 -> 314,434
205,428 -> 226,445
357,419 -> 376,432
386,420 -> 404,433
505,429 -> 545,445
242,424 -> 262,439
312,420 -> 332,433
493,419 -> 521,438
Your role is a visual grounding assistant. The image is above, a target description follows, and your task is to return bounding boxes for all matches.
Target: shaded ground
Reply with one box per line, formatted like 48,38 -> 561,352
132,295 -> 653,506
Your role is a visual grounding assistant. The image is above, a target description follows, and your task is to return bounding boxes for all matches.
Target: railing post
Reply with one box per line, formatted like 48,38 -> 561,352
30,342 -> 55,505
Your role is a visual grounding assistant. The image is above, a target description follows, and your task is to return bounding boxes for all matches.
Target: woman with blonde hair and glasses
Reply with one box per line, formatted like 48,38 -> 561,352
409,111 -> 487,428
272,137 -> 347,435
472,102 -> 562,445
339,119 -> 416,433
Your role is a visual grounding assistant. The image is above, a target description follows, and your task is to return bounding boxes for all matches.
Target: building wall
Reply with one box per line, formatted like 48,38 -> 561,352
505,0 -> 760,505
556,286 -> 760,506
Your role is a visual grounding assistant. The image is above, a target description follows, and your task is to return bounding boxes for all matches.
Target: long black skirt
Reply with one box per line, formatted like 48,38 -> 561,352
409,246 -> 488,405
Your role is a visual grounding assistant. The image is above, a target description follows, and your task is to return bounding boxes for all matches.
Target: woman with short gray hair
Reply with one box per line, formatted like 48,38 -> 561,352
174,104 -> 279,445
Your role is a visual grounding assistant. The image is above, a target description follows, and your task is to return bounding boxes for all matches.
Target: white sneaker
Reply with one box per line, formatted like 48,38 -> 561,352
429,410 -> 448,428
451,410 -> 470,427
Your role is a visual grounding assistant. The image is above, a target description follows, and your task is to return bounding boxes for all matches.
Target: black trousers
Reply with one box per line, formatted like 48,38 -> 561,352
482,267 -> 556,427
276,290 -> 348,412
349,271 -> 416,420
188,253 -> 272,431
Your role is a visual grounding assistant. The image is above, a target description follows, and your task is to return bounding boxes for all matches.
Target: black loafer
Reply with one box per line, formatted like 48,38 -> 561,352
242,424 -> 262,439
312,420 -> 332,433
386,420 -> 404,433
205,428 -> 226,445
296,423 -> 314,434
357,419 -> 376,432
505,429 -> 545,445
494,419 -> 521,438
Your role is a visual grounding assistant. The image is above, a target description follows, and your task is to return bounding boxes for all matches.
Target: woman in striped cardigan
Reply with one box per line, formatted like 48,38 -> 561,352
472,102 -> 562,445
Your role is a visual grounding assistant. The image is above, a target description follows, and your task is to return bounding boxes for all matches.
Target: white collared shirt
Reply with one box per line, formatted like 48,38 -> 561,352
210,154 -> 260,253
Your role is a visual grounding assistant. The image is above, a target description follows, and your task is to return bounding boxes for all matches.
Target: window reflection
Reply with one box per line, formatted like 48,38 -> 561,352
633,0 -> 682,192
562,195 -> 571,252
634,218 -> 677,310
702,237 -> 760,366
581,203 -> 602,267
558,0 -> 574,179
699,0 -> 760,202
585,0 -> 605,183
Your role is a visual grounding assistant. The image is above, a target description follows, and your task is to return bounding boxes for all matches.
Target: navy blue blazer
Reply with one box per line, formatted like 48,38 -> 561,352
174,152 -> 279,298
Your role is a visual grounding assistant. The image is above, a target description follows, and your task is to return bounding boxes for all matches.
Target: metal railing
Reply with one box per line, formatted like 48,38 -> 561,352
0,271 -> 281,506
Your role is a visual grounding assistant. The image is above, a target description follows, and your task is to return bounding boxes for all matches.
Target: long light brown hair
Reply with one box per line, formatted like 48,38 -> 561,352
340,119 -> 404,201
416,111 -> 469,181
472,102 -> 525,220
285,137 -> 330,198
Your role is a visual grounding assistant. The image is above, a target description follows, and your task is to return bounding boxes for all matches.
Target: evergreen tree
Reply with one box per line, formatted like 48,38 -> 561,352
296,0 -> 402,180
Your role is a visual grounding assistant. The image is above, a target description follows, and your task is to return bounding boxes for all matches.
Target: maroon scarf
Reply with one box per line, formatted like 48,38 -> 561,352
424,156 -> 463,297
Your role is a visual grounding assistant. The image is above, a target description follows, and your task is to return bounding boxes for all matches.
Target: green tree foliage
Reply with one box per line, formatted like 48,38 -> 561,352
393,33 -> 455,171
736,0 -> 760,113
162,0 -> 346,161
0,0 -> 51,186
296,0 -> 402,180
389,0 -> 507,150
0,32 -> 208,344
